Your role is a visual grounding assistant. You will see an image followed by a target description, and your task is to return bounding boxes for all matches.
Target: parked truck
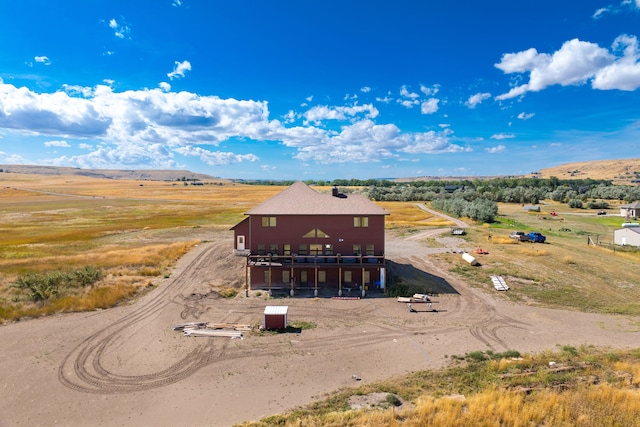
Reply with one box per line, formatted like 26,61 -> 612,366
528,232 -> 546,243
509,231 -> 530,242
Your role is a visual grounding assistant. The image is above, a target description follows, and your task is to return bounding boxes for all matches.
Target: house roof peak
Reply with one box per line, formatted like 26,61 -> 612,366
246,181 -> 388,216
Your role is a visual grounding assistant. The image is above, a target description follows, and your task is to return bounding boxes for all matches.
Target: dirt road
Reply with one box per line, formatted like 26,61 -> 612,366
1,231 -> 639,427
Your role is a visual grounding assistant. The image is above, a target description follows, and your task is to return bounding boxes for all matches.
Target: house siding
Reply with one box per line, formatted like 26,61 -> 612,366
231,183 -> 388,292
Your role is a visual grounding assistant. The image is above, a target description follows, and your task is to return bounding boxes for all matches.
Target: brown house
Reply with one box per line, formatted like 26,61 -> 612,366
231,182 -> 389,296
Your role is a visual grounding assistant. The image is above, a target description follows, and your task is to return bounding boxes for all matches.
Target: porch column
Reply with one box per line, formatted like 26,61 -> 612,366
245,257 -> 249,297
314,265 -> 318,297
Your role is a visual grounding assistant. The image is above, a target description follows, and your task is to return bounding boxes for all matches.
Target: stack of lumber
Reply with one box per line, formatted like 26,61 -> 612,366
491,275 -> 509,291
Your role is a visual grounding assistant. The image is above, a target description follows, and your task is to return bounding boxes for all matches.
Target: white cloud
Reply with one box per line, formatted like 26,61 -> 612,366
517,112 -> 535,120
400,85 -> 419,99
495,36 -> 640,99
485,145 -> 506,153
290,119 -> 467,164
172,0 -> 183,6
35,56 -> 51,65
420,98 -> 439,114
283,110 -> 297,124
303,104 -> 379,125
159,82 -> 171,92
175,146 -> 259,165
108,18 -> 131,39
466,92 -> 491,108
167,60 -> 191,80
398,99 -> 419,108
490,133 -> 516,140
592,34 -> 640,90
595,1 -> 640,18
44,140 -> 71,148
593,7 -> 610,19
0,82 -> 468,169
2,154 -> 29,164
360,86 -> 371,93
420,84 -> 439,96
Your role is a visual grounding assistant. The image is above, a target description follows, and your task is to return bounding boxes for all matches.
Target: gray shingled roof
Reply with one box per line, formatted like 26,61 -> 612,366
246,182 -> 389,215
621,201 -> 640,209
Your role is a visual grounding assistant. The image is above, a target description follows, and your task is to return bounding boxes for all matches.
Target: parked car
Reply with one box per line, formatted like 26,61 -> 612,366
528,232 -> 546,243
597,210 -> 606,215
509,231 -> 530,242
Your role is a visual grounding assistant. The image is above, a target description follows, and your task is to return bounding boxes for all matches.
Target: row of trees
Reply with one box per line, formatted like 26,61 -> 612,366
359,180 -> 640,204
431,196 -> 499,223
241,177 -> 640,203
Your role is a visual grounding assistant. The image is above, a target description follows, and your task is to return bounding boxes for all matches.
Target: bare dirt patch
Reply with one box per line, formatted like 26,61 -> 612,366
1,230 -> 640,427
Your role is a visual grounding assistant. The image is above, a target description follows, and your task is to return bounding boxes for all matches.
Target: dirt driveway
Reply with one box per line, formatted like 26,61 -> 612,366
1,231 -> 639,427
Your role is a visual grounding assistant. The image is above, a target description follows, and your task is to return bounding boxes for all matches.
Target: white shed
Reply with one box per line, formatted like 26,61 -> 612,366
614,227 -> 640,247
263,306 -> 288,330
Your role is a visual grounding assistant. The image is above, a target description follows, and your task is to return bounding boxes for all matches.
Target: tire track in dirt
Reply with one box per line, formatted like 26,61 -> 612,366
58,242 -> 225,394
391,220 -> 530,352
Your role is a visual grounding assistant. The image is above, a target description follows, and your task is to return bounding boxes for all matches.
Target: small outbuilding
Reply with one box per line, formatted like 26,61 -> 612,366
620,201 -> 640,219
263,306 -> 288,330
614,227 -> 640,247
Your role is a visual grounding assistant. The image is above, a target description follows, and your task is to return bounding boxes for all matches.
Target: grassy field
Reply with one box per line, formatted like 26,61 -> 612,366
431,201 -> 640,315
2,174 -> 639,320
2,173 -> 640,426
0,174 -> 286,320
237,346 -> 640,427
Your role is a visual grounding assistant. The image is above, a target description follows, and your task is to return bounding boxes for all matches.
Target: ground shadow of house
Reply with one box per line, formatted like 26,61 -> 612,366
385,259 -> 460,296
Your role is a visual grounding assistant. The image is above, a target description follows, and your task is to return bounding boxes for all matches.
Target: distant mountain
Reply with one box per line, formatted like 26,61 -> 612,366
0,165 -> 223,182
531,158 -> 640,184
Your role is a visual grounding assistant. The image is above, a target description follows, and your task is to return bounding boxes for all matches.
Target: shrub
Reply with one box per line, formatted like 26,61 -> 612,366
587,201 -> 610,209
15,266 -> 103,302
568,199 -> 583,208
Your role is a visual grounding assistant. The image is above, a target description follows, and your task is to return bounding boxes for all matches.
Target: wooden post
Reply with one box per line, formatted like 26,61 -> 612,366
268,254 -> 272,296
314,265 -> 318,297
245,256 -> 249,297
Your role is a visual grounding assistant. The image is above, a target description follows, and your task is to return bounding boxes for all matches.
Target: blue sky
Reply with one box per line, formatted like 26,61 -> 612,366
1,1 -> 640,180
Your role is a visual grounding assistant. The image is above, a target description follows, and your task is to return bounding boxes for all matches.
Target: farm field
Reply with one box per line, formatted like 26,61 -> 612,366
0,171 -> 639,426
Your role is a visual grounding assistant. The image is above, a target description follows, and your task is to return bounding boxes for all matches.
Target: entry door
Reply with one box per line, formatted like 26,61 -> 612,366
237,235 -> 245,251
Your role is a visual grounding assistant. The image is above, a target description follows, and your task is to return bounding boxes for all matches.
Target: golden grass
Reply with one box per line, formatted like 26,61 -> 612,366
239,348 -> 640,427
377,202 -> 454,228
519,247 -> 548,256
533,157 -> 640,184
489,236 -> 515,244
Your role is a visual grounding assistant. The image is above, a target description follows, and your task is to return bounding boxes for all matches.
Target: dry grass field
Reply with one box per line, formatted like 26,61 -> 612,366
1,169 -> 640,426
532,157 -> 640,184
0,173 -> 286,320
1,172 -> 639,320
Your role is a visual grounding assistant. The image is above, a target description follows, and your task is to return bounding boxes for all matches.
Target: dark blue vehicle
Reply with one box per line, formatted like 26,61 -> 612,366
528,232 -> 546,243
